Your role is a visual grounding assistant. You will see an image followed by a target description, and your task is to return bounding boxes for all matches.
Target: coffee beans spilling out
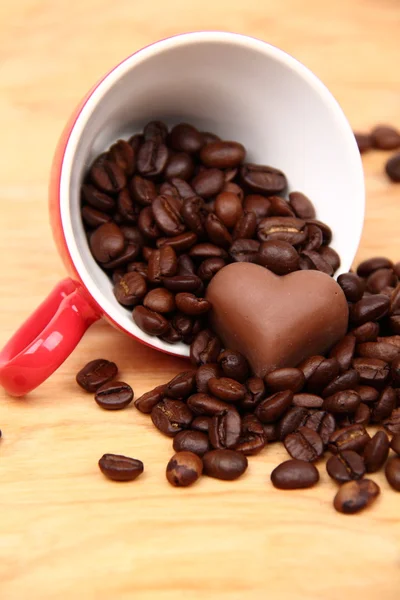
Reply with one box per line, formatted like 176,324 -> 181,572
130,255 -> 400,513
81,121 -> 341,347
353,124 -> 400,183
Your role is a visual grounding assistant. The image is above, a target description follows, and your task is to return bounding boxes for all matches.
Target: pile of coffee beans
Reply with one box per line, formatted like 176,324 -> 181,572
81,121 -> 340,345
354,124 -> 400,182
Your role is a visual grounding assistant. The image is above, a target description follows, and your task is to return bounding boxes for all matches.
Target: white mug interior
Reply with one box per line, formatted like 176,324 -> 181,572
60,31 -> 365,358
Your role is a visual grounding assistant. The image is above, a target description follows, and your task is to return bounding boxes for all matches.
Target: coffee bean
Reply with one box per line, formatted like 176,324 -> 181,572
284,427 -> 324,462
166,371 -> 195,400
203,449 -> 248,480
114,272 -> 147,306
202,131 -> 220,145
164,152 -> 194,181
357,341 -> 399,363
357,257 -> 394,278
389,284 -> 400,314
90,222 -> 125,263
173,430 -> 210,456
175,293 -> 210,316
204,213 -> 232,248
199,141 -> 245,169
103,244 -> 140,269
271,459 -> 319,489
371,125 -> 400,150
164,275 -> 202,293
187,393 -> 230,416
232,211 -> 257,240
94,381 -> 133,410
192,168 -> 225,198
383,408 -> 400,434
350,294 -> 390,326
209,408 -> 241,449
82,206 -> 112,228
176,254 -> 196,276
389,315 -> 400,333
352,357 -> 390,388
257,216 -> 307,246
90,159 -> 126,194
190,330 -> 221,366
76,359 -> 118,392
367,268 -> 397,294
385,457 -> 400,491
337,273 -> 364,303
130,175 -> 157,206
372,386 -> 397,423
255,390 -> 293,423
244,194 -> 271,221
213,192 -> 243,229
354,132 -> 372,153
109,140 -> 136,176
138,206 -> 161,239
191,416 -> 211,433
143,120 -> 168,142
197,257 -> 226,281
328,424 -> 370,454
208,378 -> 246,402
322,370 -> 360,398
352,402 -> 371,426
263,423 -> 279,442
151,398 -> 193,436
233,414 -> 266,456
333,479 -> 380,514
326,450 -> 365,483
157,232 -> 198,254
319,246 -> 341,271
98,454 -> 143,482
240,163 -> 287,195
256,240 -> 300,274
121,226 -> 145,246
189,243 -> 228,260
292,394 -> 323,408
132,306 -> 169,335
363,431 -> 390,473
269,195 -> 295,217
137,140 -> 168,176
392,356 -> 400,385
217,350 -> 249,383
303,410 -> 336,445
305,358 -> 340,394
276,407 -> 308,440
300,250 -> 334,276
166,451 -> 203,487
265,368 -> 305,393
386,153 -> 400,182
352,321 -> 380,343
195,364 -> 221,393
143,288 -> 175,313
82,184 -> 116,212
390,434 -> 400,455
301,224 -> 323,252
323,390 -> 361,414
227,238 -> 259,263
169,123 -> 204,153
288,191 -> 316,219
134,384 -> 166,413
148,246 -> 178,282
152,195 -> 185,236
241,376 -> 266,410
353,385 -> 379,403
329,336 -> 356,373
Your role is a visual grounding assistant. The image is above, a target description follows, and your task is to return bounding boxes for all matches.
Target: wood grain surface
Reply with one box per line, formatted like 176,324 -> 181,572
1,1 -> 400,598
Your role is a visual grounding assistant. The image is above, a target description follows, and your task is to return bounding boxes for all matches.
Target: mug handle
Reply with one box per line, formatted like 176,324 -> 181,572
0,278 -> 100,396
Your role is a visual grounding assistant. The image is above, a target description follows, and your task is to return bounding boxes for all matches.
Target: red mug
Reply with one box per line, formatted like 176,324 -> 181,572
0,32 -> 364,396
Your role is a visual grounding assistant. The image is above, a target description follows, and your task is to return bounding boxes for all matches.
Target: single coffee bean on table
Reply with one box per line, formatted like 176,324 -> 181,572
166,451 -> 203,487
76,359 -> 118,392
333,479 -> 380,514
271,459 -> 319,490
94,381 -> 134,410
98,454 -> 144,481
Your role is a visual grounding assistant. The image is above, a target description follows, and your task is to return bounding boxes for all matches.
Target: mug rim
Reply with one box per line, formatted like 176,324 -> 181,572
58,30 -> 365,358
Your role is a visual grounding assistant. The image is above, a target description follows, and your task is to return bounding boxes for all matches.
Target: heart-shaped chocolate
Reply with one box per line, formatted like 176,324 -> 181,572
206,263 -> 348,377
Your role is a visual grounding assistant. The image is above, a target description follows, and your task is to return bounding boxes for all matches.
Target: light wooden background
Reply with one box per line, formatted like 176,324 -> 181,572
1,1 -> 400,599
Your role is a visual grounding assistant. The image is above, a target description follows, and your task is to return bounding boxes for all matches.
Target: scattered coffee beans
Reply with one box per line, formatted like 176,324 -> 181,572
76,359 -> 118,392
166,451 -> 203,487
98,453 -> 144,481
333,479 -> 380,514
271,459 -> 319,489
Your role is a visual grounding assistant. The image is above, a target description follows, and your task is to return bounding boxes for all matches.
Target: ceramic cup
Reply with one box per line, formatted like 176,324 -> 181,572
0,31 -> 365,396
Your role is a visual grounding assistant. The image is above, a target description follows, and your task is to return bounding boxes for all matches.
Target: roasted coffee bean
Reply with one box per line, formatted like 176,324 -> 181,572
390,434 -> 400,455
363,431 -> 390,473
191,416 -> 211,433
175,293 -> 210,316
165,152 -> 194,181
229,238 -> 260,263
328,424 -> 370,454
223,181 -> 244,200
152,195 -> 185,236
354,132 -> 372,153
169,177 -> 195,200
298,355 -> 325,380
257,216 -> 307,246
102,243 -> 140,269
151,398 -> 193,436
181,195 -> 207,237
241,376 -> 266,410
305,358 -> 340,394
323,390 -> 361,414
357,341 -> 400,363
366,268 -> 397,294
176,254 -> 196,276
190,329 -> 221,366
243,194 -> 271,221
300,250 -> 334,276
276,407 -> 308,440
94,381 -> 133,410
148,247 -> 178,282
322,370 -> 360,398
326,451 -> 366,483
173,430 -> 210,456
197,257 -> 226,281
195,364 -> 221,393
203,213 -> 231,248
284,427 -> 324,462
160,324 -> 183,344
137,139 -> 168,176
143,288 -> 175,313
265,368 -> 305,393
217,350 -> 249,383
82,184 -> 115,213
192,168 -> 225,198
187,393 -> 230,416
112,269 -> 125,284
90,158 -> 126,194
134,384 -> 166,413
203,449 -> 248,480
352,321 -> 379,343
292,394 -> 323,408
129,133 -> 144,151
166,371 -> 195,400
386,153 -> 400,182
333,479 -> 380,514
371,125 -> 400,150
166,451 -> 203,487
157,232 -> 198,254
143,120 -> 168,142
233,414 -> 266,456
354,385 -> 379,403
164,275 -> 202,294
130,175 -> 157,206
383,408 -> 400,434
271,459 -> 319,489
263,423 -> 279,442
189,243 -> 228,260
109,140 -> 136,176
385,457 -> 400,491
306,219 -> 332,245
352,402 -> 371,426
232,211 -> 257,240
256,240 -> 300,275
352,357 -> 390,388
202,131 -> 220,145
209,408 -> 241,449
214,192 -> 243,229
169,123 -> 204,153
200,141 -> 245,169
114,272 -> 147,306
318,246 -> 341,272
357,257 -> 394,278
208,378 -> 246,402
171,313 -> 194,341
121,225 -> 145,246
76,359 -> 118,392
240,163 -> 287,195
301,224 -> 323,252
337,273 -> 364,303
98,454 -> 143,482
132,306 -> 169,335
255,390 -> 293,423
127,262 -> 148,279
303,410 -> 336,445
90,222 -> 125,263
288,191 -> 316,220
269,195 -> 295,217
372,386 -> 396,422
138,206 -> 161,240
82,205 -> 112,228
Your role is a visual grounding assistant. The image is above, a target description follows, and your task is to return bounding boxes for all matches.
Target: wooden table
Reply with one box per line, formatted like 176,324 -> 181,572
1,1 -> 399,598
